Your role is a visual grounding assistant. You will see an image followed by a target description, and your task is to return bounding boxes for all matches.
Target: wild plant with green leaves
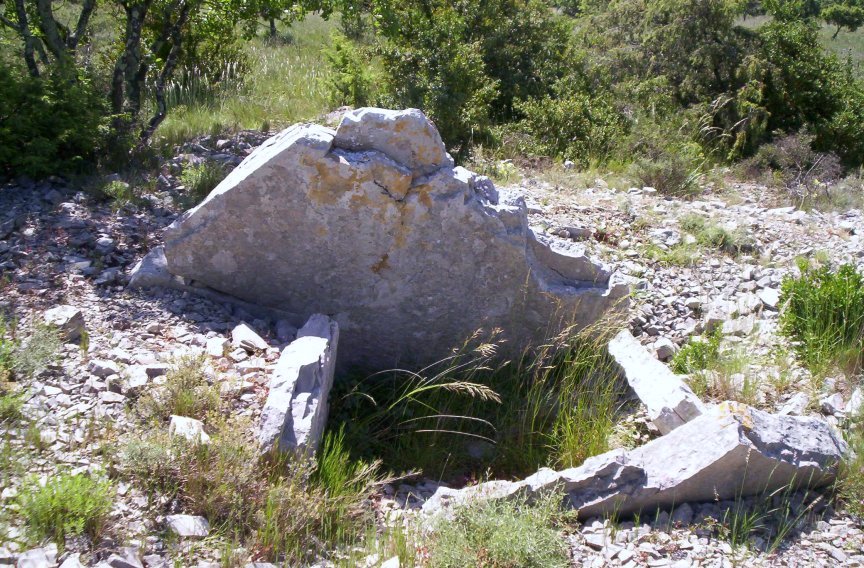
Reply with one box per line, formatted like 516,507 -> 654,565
135,355 -> 222,423
18,473 -> 114,548
425,492 -> 572,568
779,262 -> 864,376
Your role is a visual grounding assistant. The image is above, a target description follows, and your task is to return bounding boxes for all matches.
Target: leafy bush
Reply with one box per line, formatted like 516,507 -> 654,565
742,133 -> 844,203
0,316 -> 16,383
515,89 -> 628,166
426,492 -> 570,568
0,65 -> 108,179
18,473 -> 113,546
12,323 -> 62,381
179,161 -> 228,207
779,262 -> 864,375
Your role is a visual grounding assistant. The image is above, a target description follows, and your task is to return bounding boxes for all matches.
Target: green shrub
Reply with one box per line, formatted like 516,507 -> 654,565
0,316 -> 16,383
18,473 -> 113,546
179,161 -> 228,207
0,65 -> 108,179
324,33 -> 376,107
515,89 -> 628,166
779,262 -> 864,376
12,323 -> 61,381
672,329 -> 723,374
0,389 -> 24,425
426,492 -> 570,568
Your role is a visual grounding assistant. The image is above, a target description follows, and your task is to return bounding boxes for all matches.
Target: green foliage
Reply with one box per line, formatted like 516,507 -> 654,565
2,322 -> 61,382
0,316 -> 16,383
515,88 -> 628,166
678,213 -> 752,254
0,388 -> 24,425
136,355 -> 221,423
0,64 -> 108,179
324,32 -> 376,107
426,492 -> 570,568
823,0 -> 864,37
18,473 -> 113,546
671,329 -> 722,374
373,0 -> 569,155
179,161 -> 228,207
779,262 -> 864,375
330,323 -> 625,479
840,408 -> 864,518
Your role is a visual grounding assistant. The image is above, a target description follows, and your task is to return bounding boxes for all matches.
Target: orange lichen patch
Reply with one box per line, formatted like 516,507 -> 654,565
315,226 -> 328,237
371,253 -> 390,274
308,159 -> 355,205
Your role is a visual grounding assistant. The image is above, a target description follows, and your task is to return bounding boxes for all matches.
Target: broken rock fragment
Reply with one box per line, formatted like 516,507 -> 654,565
158,107 -> 630,370
257,314 -> 338,454
43,305 -> 85,341
608,330 -> 706,434
424,403 -> 847,520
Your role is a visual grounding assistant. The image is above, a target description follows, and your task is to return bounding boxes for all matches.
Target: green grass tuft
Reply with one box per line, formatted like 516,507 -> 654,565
426,492 -> 571,568
779,262 -> 864,377
18,473 -> 113,548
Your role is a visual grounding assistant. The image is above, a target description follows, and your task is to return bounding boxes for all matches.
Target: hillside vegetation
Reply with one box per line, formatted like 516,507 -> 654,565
1,0 -> 863,206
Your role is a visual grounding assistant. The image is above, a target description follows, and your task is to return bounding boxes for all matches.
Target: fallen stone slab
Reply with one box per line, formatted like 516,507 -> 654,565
43,305 -> 85,341
157,107 -> 630,370
423,403 -> 846,520
258,314 -> 338,454
165,514 -> 210,538
608,330 -> 706,434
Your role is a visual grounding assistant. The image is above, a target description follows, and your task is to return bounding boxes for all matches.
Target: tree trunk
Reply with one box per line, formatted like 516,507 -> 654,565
34,0 -> 72,65
111,2 -> 152,115
69,0 -> 97,51
13,0 -> 40,77
140,1 -> 192,143
269,17 -> 277,38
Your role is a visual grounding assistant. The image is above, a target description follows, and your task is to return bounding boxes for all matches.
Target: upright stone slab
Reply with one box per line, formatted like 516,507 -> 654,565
257,314 -> 338,454
160,107 -> 630,370
608,330 -> 706,434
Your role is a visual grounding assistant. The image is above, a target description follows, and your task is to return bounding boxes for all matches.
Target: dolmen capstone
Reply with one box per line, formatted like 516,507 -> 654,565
136,107 -> 631,370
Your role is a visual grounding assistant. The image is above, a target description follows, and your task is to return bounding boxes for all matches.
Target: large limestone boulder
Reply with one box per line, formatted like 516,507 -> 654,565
160,107 -> 629,370
423,402 -> 847,519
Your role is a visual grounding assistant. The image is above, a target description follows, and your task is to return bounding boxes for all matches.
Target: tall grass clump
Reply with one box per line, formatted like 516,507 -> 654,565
18,473 -> 113,548
779,262 -> 864,377
671,329 -> 722,375
179,160 -> 227,207
135,355 -> 221,423
329,321 -> 626,479
425,492 -> 571,568
122,418 -> 383,564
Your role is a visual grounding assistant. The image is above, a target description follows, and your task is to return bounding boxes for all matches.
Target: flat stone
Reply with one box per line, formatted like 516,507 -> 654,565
165,514 -> 210,538
779,392 -> 810,416
258,314 -> 338,454
159,108 -> 630,370
89,359 -> 121,378
231,323 -> 268,352
609,330 -> 706,434
168,416 -> 210,444
43,305 -> 85,341
205,337 -> 228,358
757,287 -> 781,310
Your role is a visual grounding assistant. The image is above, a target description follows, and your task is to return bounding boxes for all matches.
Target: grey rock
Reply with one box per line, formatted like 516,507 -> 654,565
58,555 -> 84,568
165,514 -> 210,538
779,392 -> 810,416
160,108 -> 630,370
609,330 -> 705,435
258,314 -> 338,454
168,416 -> 210,444
820,393 -> 845,416
275,320 -> 297,343
106,548 -> 143,568
231,322 -> 268,352
16,547 -> 52,568
424,403 -> 846,521
333,107 -> 453,177
128,246 -> 185,289
88,359 -> 121,378
205,337 -> 228,358
654,337 -> 678,361
846,388 -> 863,417
757,287 -> 781,310
43,305 -> 85,341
